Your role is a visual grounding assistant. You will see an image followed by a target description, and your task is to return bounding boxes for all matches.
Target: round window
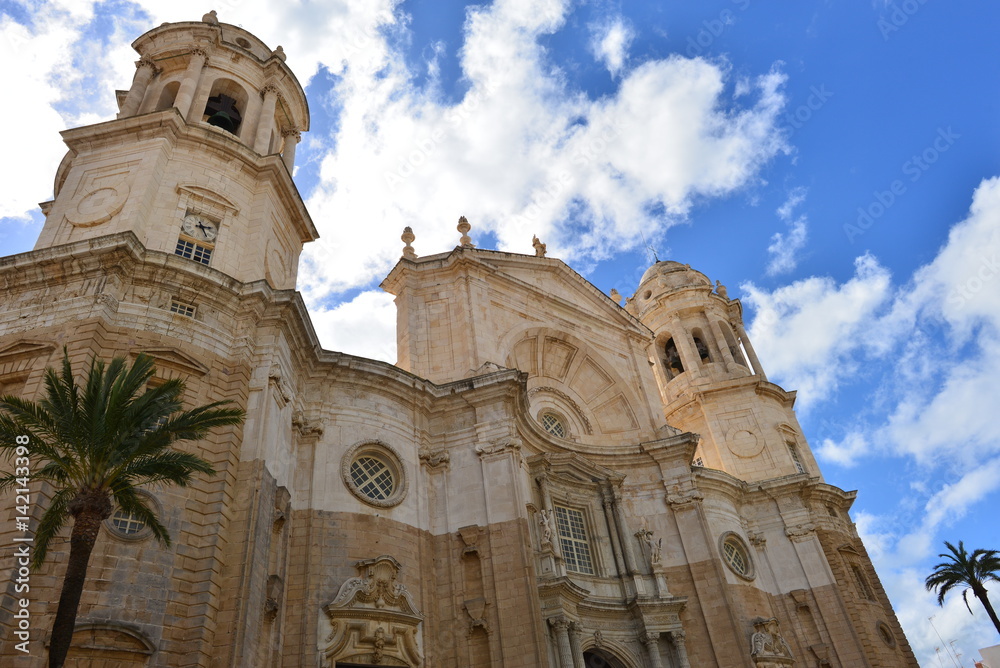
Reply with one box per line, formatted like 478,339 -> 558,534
719,532 -> 755,580
539,412 -> 566,438
877,621 -> 896,648
342,441 -> 408,508
104,493 -> 158,541
350,456 -> 395,500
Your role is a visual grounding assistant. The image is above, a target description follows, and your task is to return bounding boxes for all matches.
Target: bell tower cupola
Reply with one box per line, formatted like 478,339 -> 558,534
34,10 -> 318,290
626,261 -> 821,484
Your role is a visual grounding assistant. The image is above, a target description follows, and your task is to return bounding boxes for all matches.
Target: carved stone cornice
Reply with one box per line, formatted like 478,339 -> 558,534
665,488 -> 704,508
291,410 -> 324,437
785,523 -> 816,543
475,437 -> 521,457
418,447 -> 450,469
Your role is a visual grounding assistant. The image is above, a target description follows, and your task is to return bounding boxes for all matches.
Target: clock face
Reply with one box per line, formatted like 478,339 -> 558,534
182,214 -> 218,241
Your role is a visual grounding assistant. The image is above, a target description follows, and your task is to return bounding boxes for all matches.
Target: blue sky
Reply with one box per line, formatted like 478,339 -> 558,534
2,1 -> 999,664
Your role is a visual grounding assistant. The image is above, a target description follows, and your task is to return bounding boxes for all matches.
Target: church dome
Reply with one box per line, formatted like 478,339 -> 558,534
635,261 -> 712,301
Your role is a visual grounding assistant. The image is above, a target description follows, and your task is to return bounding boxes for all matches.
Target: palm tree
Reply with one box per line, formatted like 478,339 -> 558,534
0,349 -> 244,668
925,540 -> 1000,636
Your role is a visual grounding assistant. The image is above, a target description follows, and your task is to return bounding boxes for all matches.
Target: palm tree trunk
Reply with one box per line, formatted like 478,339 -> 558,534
48,509 -> 104,668
976,589 -> 1000,637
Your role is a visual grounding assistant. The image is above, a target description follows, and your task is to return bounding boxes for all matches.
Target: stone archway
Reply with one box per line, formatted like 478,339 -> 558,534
584,648 -> 629,668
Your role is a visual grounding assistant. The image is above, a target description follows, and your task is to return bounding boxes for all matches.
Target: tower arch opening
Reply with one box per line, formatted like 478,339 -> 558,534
691,327 -> 712,364
663,336 -> 684,379
718,320 -> 748,368
202,78 -> 249,135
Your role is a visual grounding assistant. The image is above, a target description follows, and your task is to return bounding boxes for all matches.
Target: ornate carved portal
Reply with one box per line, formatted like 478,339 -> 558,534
750,617 -> 795,667
321,556 -> 424,667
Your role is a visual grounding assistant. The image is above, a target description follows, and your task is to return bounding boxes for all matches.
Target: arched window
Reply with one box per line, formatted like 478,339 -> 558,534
539,411 -> 566,438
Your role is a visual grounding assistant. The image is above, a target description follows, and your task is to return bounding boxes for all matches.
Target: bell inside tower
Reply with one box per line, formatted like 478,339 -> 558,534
664,337 -> 684,378
204,93 -> 243,134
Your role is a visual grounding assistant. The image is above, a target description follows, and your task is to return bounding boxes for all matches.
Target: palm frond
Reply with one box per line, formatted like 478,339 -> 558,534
111,486 -> 171,547
31,488 -> 74,570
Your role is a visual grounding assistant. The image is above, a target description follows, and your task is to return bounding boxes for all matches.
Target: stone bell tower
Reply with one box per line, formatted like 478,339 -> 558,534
33,10 -> 318,290
626,261 -> 820,483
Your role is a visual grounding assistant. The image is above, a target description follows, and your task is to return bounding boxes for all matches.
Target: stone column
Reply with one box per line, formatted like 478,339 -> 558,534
174,48 -> 208,120
568,622 -> 585,668
601,490 -> 628,577
118,57 -> 157,118
548,617 -> 575,668
610,488 -> 639,575
643,632 -> 664,668
254,84 -> 280,154
672,630 -> 691,668
712,320 -> 738,371
669,316 -> 701,377
281,128 -> 301,171
735,323 -> 767,380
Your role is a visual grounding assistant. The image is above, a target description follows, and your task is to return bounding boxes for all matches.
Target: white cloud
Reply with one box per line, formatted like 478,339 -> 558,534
0,4 -> 98,219
299,0 -> 789,302
308,290 -> 397,363
590,16 -> 634,77
766,187 -> 808,275
742,253 -> 893,408
816,431 -> 868,468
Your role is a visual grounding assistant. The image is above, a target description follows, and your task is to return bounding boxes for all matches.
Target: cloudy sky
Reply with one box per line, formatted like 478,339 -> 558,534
2,1 -> 999,664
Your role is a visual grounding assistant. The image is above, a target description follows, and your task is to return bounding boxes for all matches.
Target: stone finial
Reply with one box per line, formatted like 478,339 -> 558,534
532,235 -> 547,257
715,280 -> 729,300
401,227 -> 417,259
609,288 -> 623,305
202,10 -> 219,24
457,216 -> 475,248
272,45 -> 286,61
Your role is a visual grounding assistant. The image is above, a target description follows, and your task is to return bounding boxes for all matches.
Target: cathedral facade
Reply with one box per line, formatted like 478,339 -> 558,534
0,13 -> 917,668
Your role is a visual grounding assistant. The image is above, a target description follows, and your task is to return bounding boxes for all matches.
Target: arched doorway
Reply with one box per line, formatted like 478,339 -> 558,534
584,649 -> 628,668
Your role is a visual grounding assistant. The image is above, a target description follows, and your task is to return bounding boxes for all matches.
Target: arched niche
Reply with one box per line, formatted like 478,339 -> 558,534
62,622 -> 155,666
154,80 -> 181,112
